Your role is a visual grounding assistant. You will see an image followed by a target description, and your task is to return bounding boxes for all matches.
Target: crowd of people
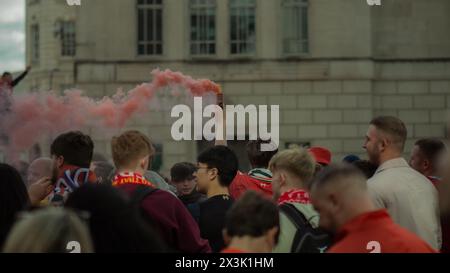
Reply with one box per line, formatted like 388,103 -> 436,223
0,105 -> 449,253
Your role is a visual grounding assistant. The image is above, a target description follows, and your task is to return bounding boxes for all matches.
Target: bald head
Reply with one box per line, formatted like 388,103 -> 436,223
310,164 -> 375,233
27,157 -> 53,187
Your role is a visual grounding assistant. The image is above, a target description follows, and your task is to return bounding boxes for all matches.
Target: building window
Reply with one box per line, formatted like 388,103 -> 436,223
282,0 -> 309,55
30,24 -> 39,63
230,0 -> 256,55
61,21 -> 76,56
190,0 -> 216,56
30,24 -> 39,64
137,0 -> 163,56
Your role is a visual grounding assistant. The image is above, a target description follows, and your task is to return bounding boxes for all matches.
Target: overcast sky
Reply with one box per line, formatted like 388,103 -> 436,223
0,0 -> 25,73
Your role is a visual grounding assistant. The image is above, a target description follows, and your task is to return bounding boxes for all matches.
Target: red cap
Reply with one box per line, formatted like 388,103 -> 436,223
308,146 -> 332,165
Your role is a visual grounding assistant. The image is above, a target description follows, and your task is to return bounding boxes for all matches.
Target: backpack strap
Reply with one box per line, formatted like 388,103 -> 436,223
279,203 -> 311,253
279,203 -> 310,230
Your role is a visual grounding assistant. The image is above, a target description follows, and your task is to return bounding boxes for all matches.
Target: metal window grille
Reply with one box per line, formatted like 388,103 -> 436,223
190,0 -> 216,56
230,0 -> 256,55
282,0 -> 309,55
137,0 -> 163,55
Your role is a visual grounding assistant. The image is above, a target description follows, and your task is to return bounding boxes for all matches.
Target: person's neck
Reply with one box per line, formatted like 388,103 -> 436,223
206,181 -> 230,198
281,184 -> 306,195
422,169 -> 437,178
227,236 -> 269,253
378,151 -> 402,165
340,197 -> 377,228
117,168 -> 144,176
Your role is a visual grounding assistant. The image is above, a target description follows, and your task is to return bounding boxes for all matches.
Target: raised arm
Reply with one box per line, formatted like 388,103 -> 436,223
11,66 -> 31,87
214,91 -> 228,147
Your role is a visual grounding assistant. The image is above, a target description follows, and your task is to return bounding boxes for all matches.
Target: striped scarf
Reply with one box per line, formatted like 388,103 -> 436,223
112,172 -> 155,187
248,168 -> 272,182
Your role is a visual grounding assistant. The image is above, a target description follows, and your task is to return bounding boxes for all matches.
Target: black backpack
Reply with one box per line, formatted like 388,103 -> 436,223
279,203 -> 332,253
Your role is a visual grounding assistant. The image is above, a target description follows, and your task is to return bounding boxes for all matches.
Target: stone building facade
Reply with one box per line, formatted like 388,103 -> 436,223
21,0 -> 450,173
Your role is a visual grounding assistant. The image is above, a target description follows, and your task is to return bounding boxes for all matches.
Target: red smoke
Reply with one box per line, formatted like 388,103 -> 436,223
0,69 -> 221,159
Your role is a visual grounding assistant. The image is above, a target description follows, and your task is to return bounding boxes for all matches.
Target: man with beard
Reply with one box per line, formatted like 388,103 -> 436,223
363,116 -> 441,250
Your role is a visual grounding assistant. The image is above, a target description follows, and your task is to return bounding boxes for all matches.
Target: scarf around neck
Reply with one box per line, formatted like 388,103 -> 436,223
51,164 -> 97,204
112,172 -> 155,188
277,189 -> 311,205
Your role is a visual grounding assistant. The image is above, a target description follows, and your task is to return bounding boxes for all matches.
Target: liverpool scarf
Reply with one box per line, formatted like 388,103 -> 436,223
277,189 -> 311,205
112,172 -> 155,188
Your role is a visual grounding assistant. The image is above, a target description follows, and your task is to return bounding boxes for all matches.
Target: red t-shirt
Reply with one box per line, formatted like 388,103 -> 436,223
328,210 -> 437,253
426,176 -> 450,253
427,176 -> 441,187
229,170 -> 272,200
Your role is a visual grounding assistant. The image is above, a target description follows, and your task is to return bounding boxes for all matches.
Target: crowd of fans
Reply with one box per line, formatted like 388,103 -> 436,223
0,114 -> 449,253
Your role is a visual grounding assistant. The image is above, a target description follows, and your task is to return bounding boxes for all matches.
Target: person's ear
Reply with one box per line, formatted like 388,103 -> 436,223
56,156 -> 64,168
379,137 -> 389,152
140,156 -> 149,171
222,229 -> 231,246
265,227 -> 279,251
209,167 -> 218,181
279,171 -> 287,188
423,159 -> 430,171
329,193 -> 339,210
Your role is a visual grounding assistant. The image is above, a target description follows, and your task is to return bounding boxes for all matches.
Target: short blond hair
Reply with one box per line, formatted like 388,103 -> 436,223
269,148 -> 316,184
111,130 -> 154,169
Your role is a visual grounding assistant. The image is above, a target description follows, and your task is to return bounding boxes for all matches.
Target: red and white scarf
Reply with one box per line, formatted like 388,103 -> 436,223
277,189 -> 311,205
112,172 -> 155,188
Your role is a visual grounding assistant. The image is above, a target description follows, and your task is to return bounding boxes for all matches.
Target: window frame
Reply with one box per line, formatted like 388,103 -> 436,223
61,21 -> 76,57
229,0 -> 257,58
136,0 -> 164,57
281,0 -> 309,57
30,24 -> 40,64
189,0 -> 218,58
